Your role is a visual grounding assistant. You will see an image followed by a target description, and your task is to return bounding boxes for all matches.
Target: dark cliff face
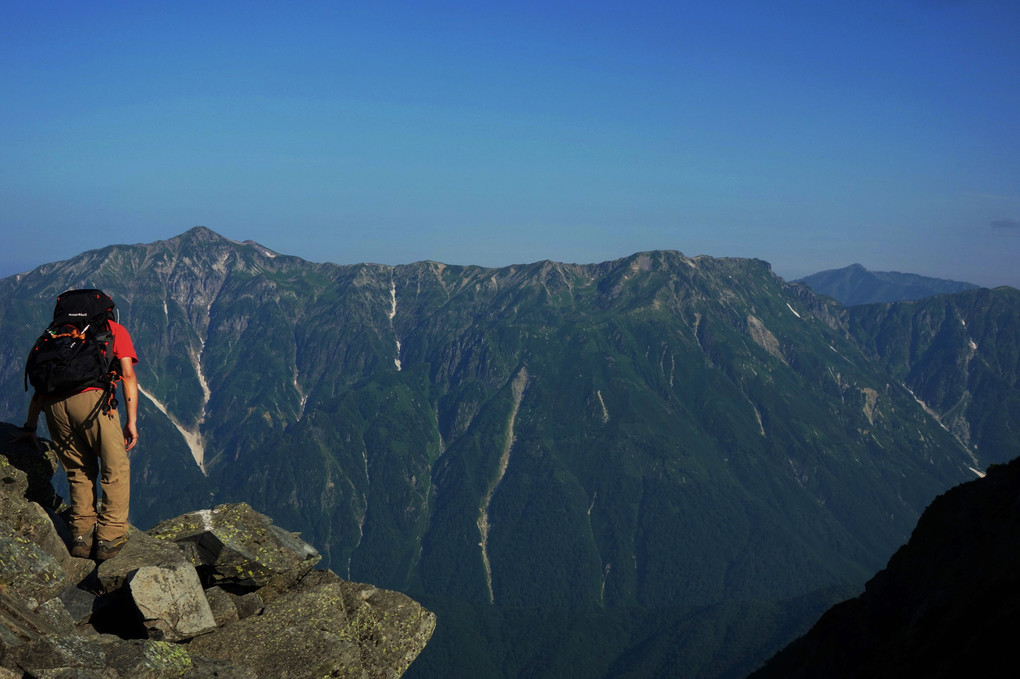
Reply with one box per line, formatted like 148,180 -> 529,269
751,454 -> 1020,679
1,228 -> 1017,678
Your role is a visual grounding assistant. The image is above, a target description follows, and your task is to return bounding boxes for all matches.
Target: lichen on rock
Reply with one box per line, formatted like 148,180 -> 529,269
0,422 -> 434,678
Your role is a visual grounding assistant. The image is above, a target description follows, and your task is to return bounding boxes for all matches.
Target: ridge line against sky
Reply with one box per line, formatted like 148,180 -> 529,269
2,1 -> 1018,288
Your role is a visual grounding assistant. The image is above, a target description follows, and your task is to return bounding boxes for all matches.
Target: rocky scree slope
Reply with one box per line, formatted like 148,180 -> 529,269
0,421 -> 435,678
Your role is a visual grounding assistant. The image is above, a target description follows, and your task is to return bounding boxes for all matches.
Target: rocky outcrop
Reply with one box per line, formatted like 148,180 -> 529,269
0,422 -> 435,678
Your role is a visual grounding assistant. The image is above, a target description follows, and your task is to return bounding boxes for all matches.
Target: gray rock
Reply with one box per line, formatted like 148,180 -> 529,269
186,579 -> 436,678
0,433 -> 90,587
3,430 -> 434,678
147,503 -> 320,593
95,528 -> 188,592
127,563 -> 217,642
291,568 -> 343,591
201,586 -> 263,624
33,599 -> 77,637
4,633 -> 106,674
0,452 -> 84,602
54,585 -> 98,627
27,669 -> 115,678
0,592 -> 62,658
0,526 -> 65,604
0,428 -> 62,510
185,656 -> 259,679
230,590 -> 264,619
20,503 -> 77,575
201,586 -> 238,626
97,637 -> 257,679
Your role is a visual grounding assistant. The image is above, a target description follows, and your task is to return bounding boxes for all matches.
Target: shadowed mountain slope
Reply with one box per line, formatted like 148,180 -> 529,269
750,453 -> 1020,679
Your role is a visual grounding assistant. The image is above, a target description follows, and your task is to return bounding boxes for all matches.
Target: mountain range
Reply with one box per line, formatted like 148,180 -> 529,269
1,227 -> 1016,678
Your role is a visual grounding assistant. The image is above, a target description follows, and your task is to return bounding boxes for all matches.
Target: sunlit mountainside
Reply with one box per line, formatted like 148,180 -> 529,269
1,227 -> 1016,678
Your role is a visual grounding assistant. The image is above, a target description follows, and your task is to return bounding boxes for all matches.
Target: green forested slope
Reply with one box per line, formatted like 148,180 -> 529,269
845,287 -> 1020,466
1,227 -> 1013,678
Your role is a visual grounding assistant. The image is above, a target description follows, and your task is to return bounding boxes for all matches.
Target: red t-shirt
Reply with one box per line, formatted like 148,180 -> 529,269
107,320 -> 138,366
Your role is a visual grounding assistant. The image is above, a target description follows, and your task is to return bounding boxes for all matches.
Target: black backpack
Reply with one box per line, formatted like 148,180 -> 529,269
24,289 -> 120,401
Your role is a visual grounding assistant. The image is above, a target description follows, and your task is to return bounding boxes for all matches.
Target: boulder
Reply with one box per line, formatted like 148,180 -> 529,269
186,578 -> 436,678
54,584 -> 99,626
201,585 -> 264,626
0,523 -> 65,604
0,425 -> 62,510
201,586 -> 238,626
3,633 -> 107,675
229,589 -> 264,619
127,562 -> 217,641
1,428 -> 434,677
33,598 -> 78,636
0,593 -> 64,658
147,503 -> 321,595
96,528 -> 190,592
0,438 -> 90,598
98,637 -> 259,678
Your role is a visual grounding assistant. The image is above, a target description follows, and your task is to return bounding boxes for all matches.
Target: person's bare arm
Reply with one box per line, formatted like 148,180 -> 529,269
120,356 -> 139,451
10,394 -> 43,449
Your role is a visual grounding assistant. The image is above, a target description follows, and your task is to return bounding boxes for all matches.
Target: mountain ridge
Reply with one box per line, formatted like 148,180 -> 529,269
2,227 -> 1015,678
797,263 -> 980,306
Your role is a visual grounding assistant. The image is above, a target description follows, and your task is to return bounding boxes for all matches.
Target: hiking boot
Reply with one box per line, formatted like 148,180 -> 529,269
95,535 -> 128,561
69,533 -> 93,559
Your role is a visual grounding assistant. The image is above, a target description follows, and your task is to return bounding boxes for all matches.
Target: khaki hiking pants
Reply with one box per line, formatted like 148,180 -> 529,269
43,390 -> 130,542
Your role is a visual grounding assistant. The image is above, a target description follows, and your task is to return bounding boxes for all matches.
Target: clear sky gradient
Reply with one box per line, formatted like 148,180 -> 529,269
3,1 -> 1018,287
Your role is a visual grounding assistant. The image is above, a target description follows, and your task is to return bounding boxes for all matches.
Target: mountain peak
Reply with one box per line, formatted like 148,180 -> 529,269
797,264 -> 979,305
183,225 -> 220,238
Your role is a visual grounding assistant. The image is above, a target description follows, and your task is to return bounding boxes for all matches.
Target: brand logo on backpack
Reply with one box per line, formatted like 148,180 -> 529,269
24,289 -> 119,402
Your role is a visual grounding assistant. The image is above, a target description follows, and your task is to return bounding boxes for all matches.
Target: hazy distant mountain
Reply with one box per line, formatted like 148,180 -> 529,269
751,453 -> 1020,679
797,263 -> 979,305
1,227 -> 1015,678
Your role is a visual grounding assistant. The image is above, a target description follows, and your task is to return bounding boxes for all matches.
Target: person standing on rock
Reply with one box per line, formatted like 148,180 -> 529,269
16,289 -> 139,561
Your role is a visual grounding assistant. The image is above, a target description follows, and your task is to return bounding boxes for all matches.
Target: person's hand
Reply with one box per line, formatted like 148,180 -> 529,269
123,421 -> 139,451
10,427 -> 42,450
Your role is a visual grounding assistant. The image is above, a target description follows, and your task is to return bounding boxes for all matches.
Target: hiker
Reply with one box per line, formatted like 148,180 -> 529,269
16,289 -> 139,561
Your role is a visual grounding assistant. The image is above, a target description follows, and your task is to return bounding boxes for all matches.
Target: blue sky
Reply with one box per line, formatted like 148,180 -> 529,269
2,1 -> 1018,287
